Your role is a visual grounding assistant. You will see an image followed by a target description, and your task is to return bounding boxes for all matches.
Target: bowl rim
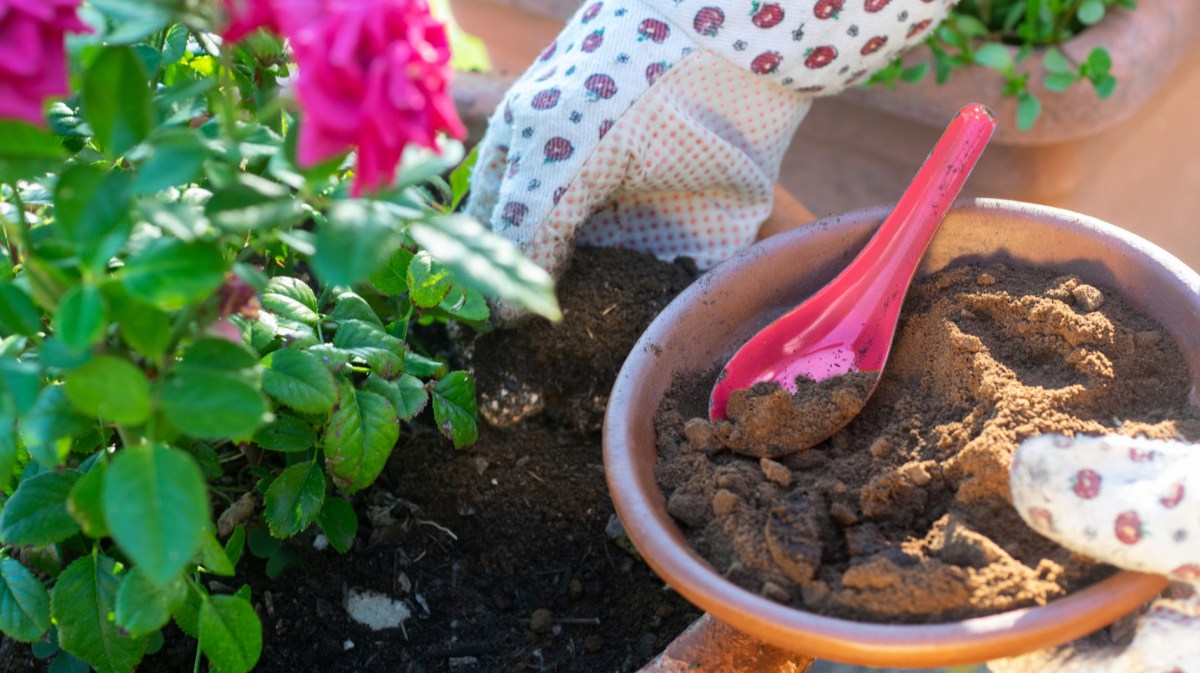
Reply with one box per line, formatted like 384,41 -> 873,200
602,198 -> 1183,667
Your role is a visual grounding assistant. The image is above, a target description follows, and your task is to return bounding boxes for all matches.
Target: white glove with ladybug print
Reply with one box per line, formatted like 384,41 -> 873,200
465,0 -> 956,323
989,434 -> 1200,673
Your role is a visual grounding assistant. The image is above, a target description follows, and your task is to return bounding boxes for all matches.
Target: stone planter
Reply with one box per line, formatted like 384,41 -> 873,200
448,0 -> 1200,270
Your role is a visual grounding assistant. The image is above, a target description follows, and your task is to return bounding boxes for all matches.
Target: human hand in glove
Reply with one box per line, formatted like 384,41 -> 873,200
991,433 -> 1200,673
465,0 -> 957,323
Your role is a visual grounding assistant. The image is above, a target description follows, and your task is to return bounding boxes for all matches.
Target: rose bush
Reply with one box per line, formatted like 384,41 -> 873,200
0,1 -> 557,671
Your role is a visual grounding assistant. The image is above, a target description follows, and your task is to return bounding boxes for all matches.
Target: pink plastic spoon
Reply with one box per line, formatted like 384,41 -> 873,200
710,103 -> 997,438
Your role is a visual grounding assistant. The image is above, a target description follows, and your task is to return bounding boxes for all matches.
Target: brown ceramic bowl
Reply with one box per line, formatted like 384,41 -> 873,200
603,198 -> 1197,667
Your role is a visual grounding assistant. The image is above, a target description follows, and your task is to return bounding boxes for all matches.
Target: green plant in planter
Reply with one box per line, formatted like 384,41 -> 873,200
869,0 -> 1135,130
0,2 -> 558,672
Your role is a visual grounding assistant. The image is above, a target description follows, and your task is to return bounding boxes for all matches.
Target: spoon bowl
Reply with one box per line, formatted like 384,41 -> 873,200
709,104 -> 998,449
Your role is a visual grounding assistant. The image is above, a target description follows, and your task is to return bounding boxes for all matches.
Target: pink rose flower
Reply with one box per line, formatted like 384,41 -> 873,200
0,0 -> 90,126
221,0 -> 278,43
223,0 -> 466,196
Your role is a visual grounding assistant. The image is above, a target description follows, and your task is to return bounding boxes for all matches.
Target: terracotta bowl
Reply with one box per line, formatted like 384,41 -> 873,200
603,198 -> 1199,667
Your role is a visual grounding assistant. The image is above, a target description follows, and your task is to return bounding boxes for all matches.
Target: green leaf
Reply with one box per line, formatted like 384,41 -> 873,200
332,319 -> 404,378
52,555 -> 146,673
447,146 -> 478,211
0,358 -> 40,418
179,339 -> 259,371
49,651 -> 90,673
67,460 -> 109,539
1042,48 -> 1074,74
407,250 -> 453,308
194,530 -> 235,576
404,351 -> 445,378
53,286 -> 107,355
111,297 -> 170,360
63,356 -> 151,426
431,371 -> 478,449
162,369 -> 267,440
1017,92 -> 1042,131
367,248 -> 414,295
1086,47 -> 1113,74
439,286 -> 490,322
0,417 -> 17,492
328,292 -> 382,327
262,277 -> 319,326
19,386 -> 90,467
973,43 -> 1014,73
0,558 -> 51,642
0,284 -> 43,336
262,349 -> 338,414
24,257 -> 72,312
252,413 -> 317,453
224,525 -> 246,567
263,460 -> 325,538
90,0 -> 172,44
160,23 -> 188,66
103,445 -> 208,587
171,582 -> 203,639
0,470 -> 81,546
114,568 -> 186,637
199,594 -> 262,673
365,374 -> 428,421
204,183 -> 307,233
323,380 -> 399,493
121,239 -> 226,311
133,131 -> 207,194
1093,73 -> 1117,99
409,215 -> 561,321
313,200 -> 403,287
53,165 -> 133,269
1077,0 -> 1105,25
82,47 -> 153,158
1044,72 -> 1079,92
316,497 -> 356,553
0,121 -> 64,183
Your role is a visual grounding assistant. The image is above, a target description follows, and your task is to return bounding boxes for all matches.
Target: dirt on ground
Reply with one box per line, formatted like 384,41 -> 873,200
137,247 -> 703,673
656,264 -> 1200,623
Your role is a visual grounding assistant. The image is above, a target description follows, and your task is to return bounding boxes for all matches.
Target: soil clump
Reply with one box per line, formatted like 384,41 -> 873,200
656,264 -> 1200,623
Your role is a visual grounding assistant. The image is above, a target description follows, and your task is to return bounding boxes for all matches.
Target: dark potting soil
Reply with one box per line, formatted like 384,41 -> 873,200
656,264 -> 1200,624
136,247 -> 703,673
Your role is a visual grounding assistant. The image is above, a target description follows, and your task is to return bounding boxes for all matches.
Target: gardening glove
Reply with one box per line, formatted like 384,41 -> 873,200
465,0 -> 957,323
989,434 -> 1200,673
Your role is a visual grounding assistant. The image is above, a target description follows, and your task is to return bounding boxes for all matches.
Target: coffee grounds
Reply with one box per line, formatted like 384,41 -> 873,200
655,264 -> 1200,623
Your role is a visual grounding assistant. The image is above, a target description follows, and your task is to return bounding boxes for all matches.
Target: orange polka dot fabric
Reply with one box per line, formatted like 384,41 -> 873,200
989,434 -> 1200,672
465,1 -> 957,322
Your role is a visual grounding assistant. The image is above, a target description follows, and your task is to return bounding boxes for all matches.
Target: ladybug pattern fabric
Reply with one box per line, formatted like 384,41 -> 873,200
465,0 -> 955,322
989,434 -> 1200,673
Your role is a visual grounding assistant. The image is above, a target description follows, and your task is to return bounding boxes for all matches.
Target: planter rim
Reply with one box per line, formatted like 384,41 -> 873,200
603,198 -> 1195,667
845,0 -> 1200,145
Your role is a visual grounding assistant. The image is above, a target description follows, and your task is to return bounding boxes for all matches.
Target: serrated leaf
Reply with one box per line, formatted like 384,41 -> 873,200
180,339 -> 259,371
52,286 -> 106,354
0,470 -> 81,546
262,275 -> 319,323
121,239 -> 226,311
111,297 -> 170,361
262,349 -> 337,414
404,351 -> 445,378
171,582 -> 203,639
323,381 -> 399,493
162,342 -> 267,440
0,284 -> 43,336
316,497 -> 356,553
264,460 -> 325,538
252,413 -> 317,453
103,445 -> 208,587
82,47 -> 153,158
439,286 -> 489,322
205,184 -> 306,233
332,320 -> 404,378
199,594 -> 262,673
328,292 -> 381,327
0,558 -> 51,642
0,417 -> 17,492
365,374 -> 428,421
194,530 -> 235,576
90,0 -> 172,43
114,568 -> 186,638
313,200 -> 403,287
408,215 -> 560,321
67,460 -> 109,539
53,555 -> 146,673
431,371 -> 477,449
64,356 -> 150,426
406,250 -> 452,308
367,248 -> 414,295
0,121 -> 64,183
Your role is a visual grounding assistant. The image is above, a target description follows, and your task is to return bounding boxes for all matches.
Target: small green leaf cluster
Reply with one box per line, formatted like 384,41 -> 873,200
867,0 -> 1135,130
0,3 -> 558,673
